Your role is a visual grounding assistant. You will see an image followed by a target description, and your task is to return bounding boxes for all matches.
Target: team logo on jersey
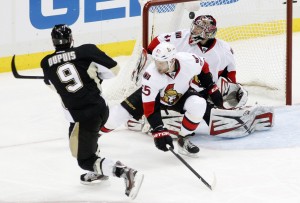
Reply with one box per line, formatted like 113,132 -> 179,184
161,84 -> 182,105
164,35 -> 171,42
143,72 -> 151,80
191,75 -> 201,87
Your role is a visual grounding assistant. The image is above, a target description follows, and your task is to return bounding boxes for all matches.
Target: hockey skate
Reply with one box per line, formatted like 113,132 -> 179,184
177,135 -> 200,158
80,171 -> 109,185
114,161 -> 144,200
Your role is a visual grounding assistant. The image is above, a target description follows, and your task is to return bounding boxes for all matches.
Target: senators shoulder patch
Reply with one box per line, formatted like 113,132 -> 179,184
143,72 -> 151,80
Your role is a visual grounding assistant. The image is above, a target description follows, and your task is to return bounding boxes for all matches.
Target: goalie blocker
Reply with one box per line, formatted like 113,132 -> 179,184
126,77 -> 274,138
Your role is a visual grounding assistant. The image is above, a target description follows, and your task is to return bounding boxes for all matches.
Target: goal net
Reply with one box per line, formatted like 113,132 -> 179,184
102,0 -> 291,106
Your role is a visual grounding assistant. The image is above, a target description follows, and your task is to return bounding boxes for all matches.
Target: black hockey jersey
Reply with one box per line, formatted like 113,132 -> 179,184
41,44 -> 117,122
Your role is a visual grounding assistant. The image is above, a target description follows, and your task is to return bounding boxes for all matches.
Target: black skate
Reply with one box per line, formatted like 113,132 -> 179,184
114,161 -> 144,200
80,172 -> 109,185
177,135 -> 200,158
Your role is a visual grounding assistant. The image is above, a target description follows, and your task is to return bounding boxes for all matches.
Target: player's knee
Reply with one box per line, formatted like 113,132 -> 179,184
184,95 -> 207,117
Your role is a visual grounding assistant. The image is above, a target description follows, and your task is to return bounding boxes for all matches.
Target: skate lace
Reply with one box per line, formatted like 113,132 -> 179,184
185,139 -> 196,149
122,168 -> 136,195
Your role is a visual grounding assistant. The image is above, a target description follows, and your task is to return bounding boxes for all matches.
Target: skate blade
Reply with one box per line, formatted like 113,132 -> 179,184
80,176 -> 109,185
178,148 -> 199,158
129,172 -> 144,200
210,173 -> 217,190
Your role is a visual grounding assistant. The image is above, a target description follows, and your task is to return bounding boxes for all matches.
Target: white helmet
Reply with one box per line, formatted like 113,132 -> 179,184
152,42 -> 177,73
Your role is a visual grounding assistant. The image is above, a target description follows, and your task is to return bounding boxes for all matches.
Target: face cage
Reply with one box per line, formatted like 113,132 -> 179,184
190,21 -> 217,42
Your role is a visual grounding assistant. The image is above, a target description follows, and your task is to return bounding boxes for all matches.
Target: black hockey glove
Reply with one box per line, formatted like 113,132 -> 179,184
152,127 -> 174,152
208,84 -> 224,109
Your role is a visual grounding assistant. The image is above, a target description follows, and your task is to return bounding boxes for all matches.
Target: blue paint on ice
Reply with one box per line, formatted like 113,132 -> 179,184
194,105 -> 300,150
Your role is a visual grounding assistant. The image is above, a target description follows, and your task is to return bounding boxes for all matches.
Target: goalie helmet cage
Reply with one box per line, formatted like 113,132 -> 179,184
141,0 -> 292,105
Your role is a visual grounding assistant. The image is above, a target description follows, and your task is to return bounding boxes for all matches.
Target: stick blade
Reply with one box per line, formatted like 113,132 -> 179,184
11,55 -> 44,79
11,55 -> 20,78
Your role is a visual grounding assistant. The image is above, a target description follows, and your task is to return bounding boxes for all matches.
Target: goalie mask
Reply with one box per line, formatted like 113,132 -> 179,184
152,42 -> 177,73
51,24 -> 73,49
190,15 -> 217,45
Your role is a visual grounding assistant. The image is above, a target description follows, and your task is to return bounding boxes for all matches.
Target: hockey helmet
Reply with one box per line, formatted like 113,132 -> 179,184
51,24 -> 73,49
190,15 -> 217,44
152,42 -> 177,73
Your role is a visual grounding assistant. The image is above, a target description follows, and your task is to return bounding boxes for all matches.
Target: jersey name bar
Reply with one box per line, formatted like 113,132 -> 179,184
48,51 -> 76,67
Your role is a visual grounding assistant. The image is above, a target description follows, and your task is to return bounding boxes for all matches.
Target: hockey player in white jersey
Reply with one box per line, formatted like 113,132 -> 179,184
129,15 -> 273,138
100,42 -> 224,157
133,15 -> 236,85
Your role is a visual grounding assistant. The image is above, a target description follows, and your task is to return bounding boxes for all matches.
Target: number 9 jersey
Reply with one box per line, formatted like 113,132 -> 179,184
41,44 -> 118,122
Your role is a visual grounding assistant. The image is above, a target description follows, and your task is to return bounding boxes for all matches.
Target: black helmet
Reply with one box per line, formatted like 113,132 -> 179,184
51,24 -> 73,49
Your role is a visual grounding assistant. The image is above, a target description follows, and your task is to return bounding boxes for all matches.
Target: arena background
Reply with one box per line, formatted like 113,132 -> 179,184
0,0 -> 299,73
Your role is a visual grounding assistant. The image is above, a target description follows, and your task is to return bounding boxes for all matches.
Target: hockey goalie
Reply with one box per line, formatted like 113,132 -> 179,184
126,77 -> 274,138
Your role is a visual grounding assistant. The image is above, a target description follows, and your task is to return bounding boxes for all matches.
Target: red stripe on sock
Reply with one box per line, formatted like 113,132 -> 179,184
182,115 -> 199,131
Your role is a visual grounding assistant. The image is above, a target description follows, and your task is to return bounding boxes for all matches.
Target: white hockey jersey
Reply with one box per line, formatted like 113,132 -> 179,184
142,52 -> 209,117
148,29 -> 236,83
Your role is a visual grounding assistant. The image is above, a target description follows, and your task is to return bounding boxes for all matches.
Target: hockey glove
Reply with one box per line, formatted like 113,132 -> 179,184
152,127 -> 174,152
235,84 -> 248,108
208,84 -> 224,109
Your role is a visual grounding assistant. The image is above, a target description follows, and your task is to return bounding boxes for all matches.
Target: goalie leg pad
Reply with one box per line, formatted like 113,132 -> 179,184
209,105 -> 274,138
161,110 -> 183,139
126,110 -> 184,139
126,117 -> 145,131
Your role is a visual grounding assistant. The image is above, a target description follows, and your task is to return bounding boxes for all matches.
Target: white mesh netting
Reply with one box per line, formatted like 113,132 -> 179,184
102,0 -> 288,106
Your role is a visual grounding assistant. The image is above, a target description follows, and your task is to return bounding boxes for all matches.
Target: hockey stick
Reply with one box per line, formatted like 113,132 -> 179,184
168,146 -> 216,191
11,55 -> 44,79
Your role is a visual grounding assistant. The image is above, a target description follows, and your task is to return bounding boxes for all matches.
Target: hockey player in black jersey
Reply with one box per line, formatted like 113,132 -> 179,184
41,24 -> 143,199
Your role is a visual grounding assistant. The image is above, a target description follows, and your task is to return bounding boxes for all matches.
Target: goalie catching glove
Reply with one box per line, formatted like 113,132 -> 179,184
217,77 -> 248,109
152,126 -> 174,151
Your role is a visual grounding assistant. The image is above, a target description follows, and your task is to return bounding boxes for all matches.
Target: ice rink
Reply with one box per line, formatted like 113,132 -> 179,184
0,33 -> 299,202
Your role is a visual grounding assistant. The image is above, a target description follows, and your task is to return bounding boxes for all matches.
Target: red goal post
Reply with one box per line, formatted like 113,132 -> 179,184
141,0 -> 293,105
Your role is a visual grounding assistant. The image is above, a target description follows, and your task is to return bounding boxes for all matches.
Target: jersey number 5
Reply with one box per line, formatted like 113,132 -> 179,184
142,85 -> 151,96
57,63 -> 83,92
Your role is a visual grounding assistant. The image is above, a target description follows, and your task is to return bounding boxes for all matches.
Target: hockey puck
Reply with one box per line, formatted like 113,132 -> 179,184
189,12 -> 195,19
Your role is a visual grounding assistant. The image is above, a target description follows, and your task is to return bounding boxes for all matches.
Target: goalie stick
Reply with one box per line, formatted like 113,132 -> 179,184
168,146 -> 216,191
11,55 -> 44,79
